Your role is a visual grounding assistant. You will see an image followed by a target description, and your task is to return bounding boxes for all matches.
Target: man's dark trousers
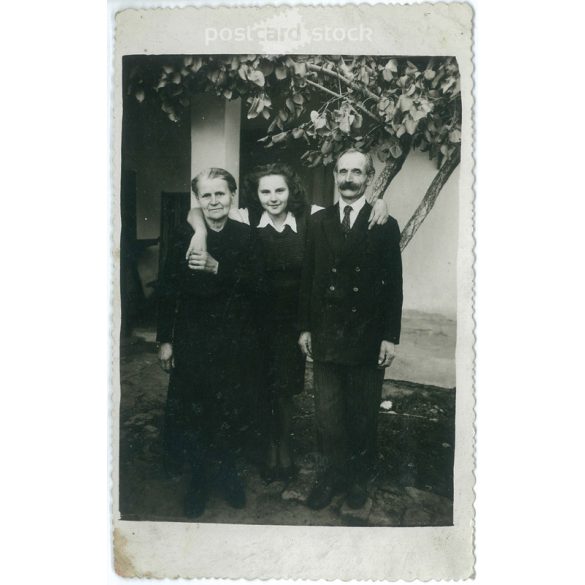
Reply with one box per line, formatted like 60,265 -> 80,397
313,362 -> 384,482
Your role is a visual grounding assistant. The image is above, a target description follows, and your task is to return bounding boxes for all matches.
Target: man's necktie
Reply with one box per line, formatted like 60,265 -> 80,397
342,205 -> 353,236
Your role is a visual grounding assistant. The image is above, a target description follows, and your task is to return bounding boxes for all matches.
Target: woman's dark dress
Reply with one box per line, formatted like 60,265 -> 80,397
157,219 -> 261,474
254,214 -> 308,404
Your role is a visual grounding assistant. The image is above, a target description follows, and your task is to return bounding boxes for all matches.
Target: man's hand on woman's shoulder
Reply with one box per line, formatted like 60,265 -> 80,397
368,199 -> 389,230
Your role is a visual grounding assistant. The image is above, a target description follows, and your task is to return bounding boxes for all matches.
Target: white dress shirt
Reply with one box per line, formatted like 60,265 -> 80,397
257,210 -> 298,233
231,205 -> 324,230
339,195 -> 367,229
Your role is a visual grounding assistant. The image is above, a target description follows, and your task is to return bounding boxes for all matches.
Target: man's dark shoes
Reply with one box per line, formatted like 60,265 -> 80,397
260,464 -> 279,485
184,479 -> 207,518
345,481 -> 368,509
306,475 -> 340,510
279,464 -> 298,483
221,471 -> 246,509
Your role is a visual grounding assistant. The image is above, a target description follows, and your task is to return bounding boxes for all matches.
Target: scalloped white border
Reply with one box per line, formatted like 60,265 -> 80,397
109,2 -> 475,579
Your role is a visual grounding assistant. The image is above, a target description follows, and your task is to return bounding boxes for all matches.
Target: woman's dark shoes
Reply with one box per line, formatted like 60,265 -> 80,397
345,482 -> 368,509
221,472 -> 247,508
260,464 -> 279,485
279,464 -> 298,483
306,475 -> 341,510
260,463 -> 297,484
163,453 -> 185,481
184,484 -> 207,518
262,443 -> 280,484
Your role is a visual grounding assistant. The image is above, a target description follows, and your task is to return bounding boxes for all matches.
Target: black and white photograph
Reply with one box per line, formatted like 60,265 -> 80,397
111,4 -> 474,579
119,51 -> 460,527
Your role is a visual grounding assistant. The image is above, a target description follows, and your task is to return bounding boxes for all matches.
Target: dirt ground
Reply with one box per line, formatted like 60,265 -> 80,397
118,336 -> 455,527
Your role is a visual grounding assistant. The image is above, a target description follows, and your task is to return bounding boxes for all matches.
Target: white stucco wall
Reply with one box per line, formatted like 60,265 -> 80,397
190,95 -> 241,207
382,152 -> 459,318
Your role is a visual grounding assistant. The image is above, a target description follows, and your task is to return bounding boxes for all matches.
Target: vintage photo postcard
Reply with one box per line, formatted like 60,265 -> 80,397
111,2 -> 475,579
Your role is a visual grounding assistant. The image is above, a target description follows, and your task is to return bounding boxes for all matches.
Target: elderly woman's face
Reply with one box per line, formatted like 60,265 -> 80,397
258,174 -> 290,219
196,177 -> 234,222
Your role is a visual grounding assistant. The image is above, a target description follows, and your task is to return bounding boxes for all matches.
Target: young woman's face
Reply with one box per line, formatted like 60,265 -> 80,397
258,174 -> 290,218
196,177 -> 234,222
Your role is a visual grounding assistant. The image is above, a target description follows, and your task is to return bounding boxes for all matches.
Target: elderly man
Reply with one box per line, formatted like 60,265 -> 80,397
298,148 -> 403,510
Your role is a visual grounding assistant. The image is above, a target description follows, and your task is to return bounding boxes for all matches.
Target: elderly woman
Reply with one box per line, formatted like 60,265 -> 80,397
157,167 -> 261,518
185,163 -> 390,484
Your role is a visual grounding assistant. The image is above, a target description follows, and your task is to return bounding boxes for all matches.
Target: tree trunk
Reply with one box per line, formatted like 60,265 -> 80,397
367,140 -> 412,204
399,145 -> 461,251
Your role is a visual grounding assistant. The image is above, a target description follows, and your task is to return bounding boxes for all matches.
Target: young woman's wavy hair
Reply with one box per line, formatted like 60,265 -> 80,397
243,163 -> 309,221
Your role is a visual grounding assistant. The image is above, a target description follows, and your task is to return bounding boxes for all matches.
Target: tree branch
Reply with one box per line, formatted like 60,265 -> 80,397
306,63 -> 380,103
304,78 -> 381,124
367,138 -> 412,204
399,145 -> 461,251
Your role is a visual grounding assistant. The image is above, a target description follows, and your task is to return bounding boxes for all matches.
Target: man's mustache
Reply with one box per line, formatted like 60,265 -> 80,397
339,182 -> 359,191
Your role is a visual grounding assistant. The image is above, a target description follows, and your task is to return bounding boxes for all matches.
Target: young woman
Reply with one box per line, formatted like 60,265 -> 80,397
157,167 -> 261,517
185,163 -> 389,482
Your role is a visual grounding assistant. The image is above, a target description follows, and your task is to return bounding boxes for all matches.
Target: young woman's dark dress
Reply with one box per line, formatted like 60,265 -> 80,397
157,219 -> 261,479
252,211 -> 308,441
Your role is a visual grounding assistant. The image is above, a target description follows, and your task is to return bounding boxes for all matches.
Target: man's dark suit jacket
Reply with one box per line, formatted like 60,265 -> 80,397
298,201 -> 403,366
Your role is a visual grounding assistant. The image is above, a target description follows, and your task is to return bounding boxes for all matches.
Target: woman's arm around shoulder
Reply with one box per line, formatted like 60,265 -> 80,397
228,207 -> 250,225
186,207 -> 207,257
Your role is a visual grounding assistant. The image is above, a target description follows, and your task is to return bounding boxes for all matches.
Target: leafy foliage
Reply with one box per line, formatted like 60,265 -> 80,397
129,54 -> 461,170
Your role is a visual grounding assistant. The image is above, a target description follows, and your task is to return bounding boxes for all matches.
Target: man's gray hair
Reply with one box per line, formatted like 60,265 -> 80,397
334,148 -> 375,177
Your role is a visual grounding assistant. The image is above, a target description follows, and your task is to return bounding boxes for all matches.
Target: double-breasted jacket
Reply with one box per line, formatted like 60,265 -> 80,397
298,202 -> 403,366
